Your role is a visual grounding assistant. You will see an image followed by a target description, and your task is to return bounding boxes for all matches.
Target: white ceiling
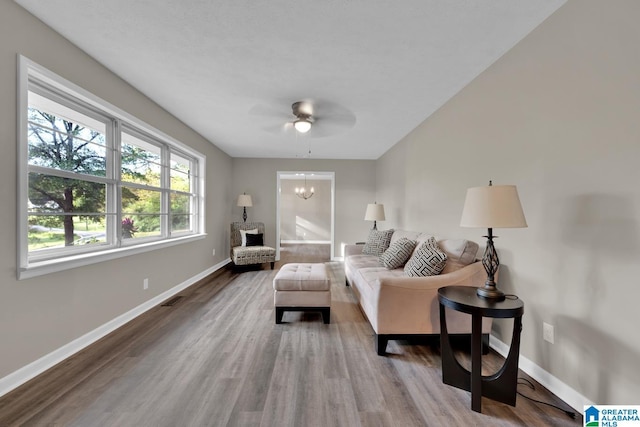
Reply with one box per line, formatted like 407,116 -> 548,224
16,0 -> 565,159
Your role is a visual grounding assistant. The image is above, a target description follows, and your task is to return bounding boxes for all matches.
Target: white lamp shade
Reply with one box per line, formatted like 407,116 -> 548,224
364,203 -> 386,221
460,185 -> 527,228
237,194 -> 253,207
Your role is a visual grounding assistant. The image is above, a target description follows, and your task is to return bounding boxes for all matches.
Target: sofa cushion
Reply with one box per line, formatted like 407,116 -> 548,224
389,230 -> 422,245
439,239 -> 479,274
362,229 -> 394,256
359,266 -> 406,284
347,254 -> 382,270
404,237 -> 448,277
380,237 -> 417,269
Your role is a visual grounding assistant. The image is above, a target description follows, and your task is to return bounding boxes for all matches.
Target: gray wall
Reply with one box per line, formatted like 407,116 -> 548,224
376,0 -> 640,404
280,179 -> 331,242
0,2 -> 232,379
231,158 -> 376,258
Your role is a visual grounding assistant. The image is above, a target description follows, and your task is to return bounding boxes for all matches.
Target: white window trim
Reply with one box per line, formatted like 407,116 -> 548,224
17,55 -> 207,280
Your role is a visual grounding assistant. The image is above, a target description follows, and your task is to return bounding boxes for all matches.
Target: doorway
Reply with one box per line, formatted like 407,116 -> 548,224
276,171 -> 335,262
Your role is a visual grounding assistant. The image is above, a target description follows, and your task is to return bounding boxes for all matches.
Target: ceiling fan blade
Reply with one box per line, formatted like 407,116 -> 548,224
308,117 -> 356,138
312,99 -> 352,116
319,112 -> 356,126
261,122 -> 292,134
248,103 -> 288,119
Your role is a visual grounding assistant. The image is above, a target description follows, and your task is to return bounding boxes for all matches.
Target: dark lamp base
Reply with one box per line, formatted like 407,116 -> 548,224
478,227 -> 505,301
477,285 -> 506,301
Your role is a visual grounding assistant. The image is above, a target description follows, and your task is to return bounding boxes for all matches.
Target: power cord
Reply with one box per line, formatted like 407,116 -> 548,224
517,377 -> 576,419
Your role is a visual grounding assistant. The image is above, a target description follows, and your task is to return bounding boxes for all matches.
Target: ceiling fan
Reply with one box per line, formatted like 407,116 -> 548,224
291,101 -> 313,133
249,99 -> 356,138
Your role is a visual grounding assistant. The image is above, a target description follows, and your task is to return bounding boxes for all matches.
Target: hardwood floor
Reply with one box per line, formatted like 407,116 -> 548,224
0,244 -> 581,426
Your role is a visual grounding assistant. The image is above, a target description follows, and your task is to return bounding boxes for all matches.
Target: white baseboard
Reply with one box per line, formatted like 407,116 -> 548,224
490,335 -> 592,412
0,258 -> 231,399
281,240 -> 331,244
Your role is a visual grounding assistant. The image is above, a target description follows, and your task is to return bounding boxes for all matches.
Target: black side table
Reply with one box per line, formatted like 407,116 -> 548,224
438,286 -> 524,413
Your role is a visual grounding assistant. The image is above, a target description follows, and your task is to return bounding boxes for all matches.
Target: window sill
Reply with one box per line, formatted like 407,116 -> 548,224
19,233 -> 207,280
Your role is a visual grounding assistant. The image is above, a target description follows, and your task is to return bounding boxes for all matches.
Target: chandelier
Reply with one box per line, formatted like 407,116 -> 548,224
295,175 -> 314,200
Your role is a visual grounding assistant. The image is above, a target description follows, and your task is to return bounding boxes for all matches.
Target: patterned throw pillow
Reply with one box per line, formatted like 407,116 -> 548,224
404,237 -> 448,277
362,229 -> 394,256
380,238 -> 417,269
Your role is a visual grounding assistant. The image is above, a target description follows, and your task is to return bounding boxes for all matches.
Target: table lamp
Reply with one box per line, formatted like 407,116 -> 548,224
237,193 -> 252,223
460,181 -> 527,300
364,202 -> 385,230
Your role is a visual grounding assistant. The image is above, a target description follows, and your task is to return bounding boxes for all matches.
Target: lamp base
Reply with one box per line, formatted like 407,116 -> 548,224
477,285 -> 506,301
477,228 -> 505,301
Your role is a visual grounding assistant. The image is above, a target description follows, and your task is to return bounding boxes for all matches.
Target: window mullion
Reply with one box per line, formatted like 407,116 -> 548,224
110,119 -> 121,247
162,146 -> 170,238
192,158 -> 199,234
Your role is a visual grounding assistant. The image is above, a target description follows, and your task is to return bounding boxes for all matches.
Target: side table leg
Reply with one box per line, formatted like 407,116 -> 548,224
481,315 -> 523,406
471,313 -> 483,412
440,303 -> 472,392
440,304 -> 454,381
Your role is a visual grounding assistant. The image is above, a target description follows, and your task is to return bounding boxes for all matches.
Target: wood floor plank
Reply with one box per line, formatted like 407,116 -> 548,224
0,244 -> 581,426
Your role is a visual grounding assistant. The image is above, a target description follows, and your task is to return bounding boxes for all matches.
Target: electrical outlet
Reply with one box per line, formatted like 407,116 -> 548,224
543,322 -> 554,344
143,278 -> 149,290
212,248 -> 216,256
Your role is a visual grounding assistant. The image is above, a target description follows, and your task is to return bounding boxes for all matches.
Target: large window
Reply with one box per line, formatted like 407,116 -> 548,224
18,57 -> 205,279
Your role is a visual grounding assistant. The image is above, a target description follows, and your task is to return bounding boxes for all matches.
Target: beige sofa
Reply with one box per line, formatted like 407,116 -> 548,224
344,230 -> 492,355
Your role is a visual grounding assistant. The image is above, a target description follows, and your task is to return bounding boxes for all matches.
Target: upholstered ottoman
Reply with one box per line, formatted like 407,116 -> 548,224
273,263 -> 331,324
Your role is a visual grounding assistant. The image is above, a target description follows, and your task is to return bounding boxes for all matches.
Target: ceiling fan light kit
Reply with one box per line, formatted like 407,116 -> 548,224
292,101 -> 313,133
293,118 -> 312,133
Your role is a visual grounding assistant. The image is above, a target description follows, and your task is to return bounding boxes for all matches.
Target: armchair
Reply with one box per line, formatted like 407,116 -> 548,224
230,222 -> 276,269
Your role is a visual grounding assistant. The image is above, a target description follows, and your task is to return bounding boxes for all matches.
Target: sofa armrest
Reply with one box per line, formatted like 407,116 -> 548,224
373,261 -> 491,335
344,244 -> 364,257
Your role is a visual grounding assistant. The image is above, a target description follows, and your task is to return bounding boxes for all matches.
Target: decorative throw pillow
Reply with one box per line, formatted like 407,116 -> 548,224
245,233 -> 264,247
380,237 -> 417,269
404,237 -> 448,277
362,229 -> 394,256
240,228 -> 258,246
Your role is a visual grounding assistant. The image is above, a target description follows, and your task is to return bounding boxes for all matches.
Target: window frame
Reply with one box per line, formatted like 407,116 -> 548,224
17,56 -> 206,280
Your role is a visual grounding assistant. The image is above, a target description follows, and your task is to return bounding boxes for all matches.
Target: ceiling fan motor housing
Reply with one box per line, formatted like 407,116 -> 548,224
292,101 -> 313,121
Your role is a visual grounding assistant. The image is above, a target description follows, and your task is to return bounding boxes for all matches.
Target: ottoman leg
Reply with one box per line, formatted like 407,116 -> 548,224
275,307 -> 285,324
320,307 -> 331,324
